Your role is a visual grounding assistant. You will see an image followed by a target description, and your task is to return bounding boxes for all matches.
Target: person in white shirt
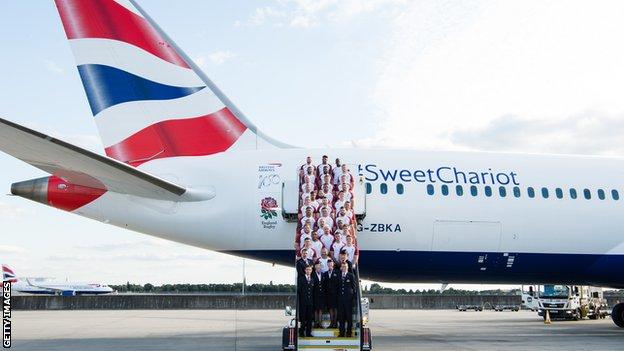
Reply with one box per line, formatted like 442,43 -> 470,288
318,248 -> 330,273
319,166 -> 333,185
317,155 -> 331,175
300,208 -> 315,227
340,184 -> 353,203
302,238 -> 318,260
330,234 -> 345,262
343,201 -> 354,220
332,158 -> 342,185
343,235 -> 358,266
299,224 -> 312,240
319,230 -> 334,251
320,174 -> 332,187
300,197 -> 314,215
318,183 -> 333,203
317,218 -> 328,235
300,156 -> 315,172
311,232 -> 323,258
336,208 -> 351,226
301,184 -> 315,200
317,207 -> 334,230
333,192 -> 346,212
336,225 -> 348,244
309,192 -> 320,210
342,223 -> 356,242
304,166 -> 316,185
340,164 -> 353,184
300,176 -> 316,193
317,198 -> 332,214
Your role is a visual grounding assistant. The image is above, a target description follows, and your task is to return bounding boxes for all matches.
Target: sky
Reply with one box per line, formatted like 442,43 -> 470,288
2,0 -> 624,290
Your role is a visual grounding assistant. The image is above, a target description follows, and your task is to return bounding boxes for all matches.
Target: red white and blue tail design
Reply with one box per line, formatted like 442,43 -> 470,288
2,265 -> 17,283
54,0 -> 283,168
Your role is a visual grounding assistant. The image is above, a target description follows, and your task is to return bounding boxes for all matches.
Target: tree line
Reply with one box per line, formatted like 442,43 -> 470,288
108,282 -> 624,296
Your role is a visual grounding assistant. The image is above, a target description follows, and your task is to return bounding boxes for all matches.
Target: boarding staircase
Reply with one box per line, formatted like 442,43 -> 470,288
282,158 -> 371,351
294,270 -> 371,351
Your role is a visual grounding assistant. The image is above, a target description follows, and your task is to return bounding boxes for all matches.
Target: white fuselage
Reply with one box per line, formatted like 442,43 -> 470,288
70,149 -> 624,287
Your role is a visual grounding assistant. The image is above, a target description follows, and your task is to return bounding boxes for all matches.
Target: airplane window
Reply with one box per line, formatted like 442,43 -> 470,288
396,183 -> 404,195
456,185 -> 463,196
513,186 -> 521,198
597,189 -> 605,200
583,188 -> 591,200
527,187 -> 535,198
380,183 -> 388,194
484,186 -> 492,197
470,185 -> 478,196
441,185 -> 449,196
555,188 -> 563,199
570,188 -> 577,199
366,182 -> 372,194
541,187 -> 549,198
612,189 -> 620,200
499,186 -> 507,197
426,184 -> 434,195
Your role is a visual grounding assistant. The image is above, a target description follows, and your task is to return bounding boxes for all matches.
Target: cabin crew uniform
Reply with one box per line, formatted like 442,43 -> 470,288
337,259 -> 354,274
298,274 -> 315,337
312,271 -> 326,312
324,269 -> 339,326
337,271 -> 356,337
296,257 -> 313,277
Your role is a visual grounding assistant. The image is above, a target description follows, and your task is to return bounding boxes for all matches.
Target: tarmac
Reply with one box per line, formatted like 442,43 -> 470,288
10,309 -> 623,350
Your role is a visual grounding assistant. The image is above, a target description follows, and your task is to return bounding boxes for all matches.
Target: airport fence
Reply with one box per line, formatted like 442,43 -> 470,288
13,294 -> 528,310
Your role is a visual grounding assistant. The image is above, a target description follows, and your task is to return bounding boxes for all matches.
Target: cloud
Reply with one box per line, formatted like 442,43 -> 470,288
193,51 -> 236,69
357,1 -> 624,154
208,50 -> 236,65
239,0 -> 406,28
75,239 -> 174,252
47,252 -> 216,262
450,111 -> 624,156
42,59 -> 64,75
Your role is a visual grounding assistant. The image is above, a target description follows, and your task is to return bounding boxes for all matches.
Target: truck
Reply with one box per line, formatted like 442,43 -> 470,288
532,285 -> 609,321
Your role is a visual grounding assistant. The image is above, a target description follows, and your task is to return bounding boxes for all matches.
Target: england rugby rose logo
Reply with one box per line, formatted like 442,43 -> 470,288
260,197 -> 278,220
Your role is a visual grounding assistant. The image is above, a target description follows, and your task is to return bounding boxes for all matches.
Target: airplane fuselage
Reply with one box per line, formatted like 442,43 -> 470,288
68,149 -> 624,288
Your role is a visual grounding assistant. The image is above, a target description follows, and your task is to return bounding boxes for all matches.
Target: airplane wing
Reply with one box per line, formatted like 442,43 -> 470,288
0,117 -> 186,200
25,279 -> 75,296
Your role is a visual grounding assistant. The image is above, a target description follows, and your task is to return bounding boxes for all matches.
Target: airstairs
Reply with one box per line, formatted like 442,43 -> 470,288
282,158 -> 372,351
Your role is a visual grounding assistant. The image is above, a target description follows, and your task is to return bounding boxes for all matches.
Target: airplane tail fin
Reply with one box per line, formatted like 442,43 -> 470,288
2,265 -> 18,283
53,0 -> 288,168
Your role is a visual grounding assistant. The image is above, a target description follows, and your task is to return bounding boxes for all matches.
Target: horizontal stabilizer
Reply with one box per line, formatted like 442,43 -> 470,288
0,117 -> 188,201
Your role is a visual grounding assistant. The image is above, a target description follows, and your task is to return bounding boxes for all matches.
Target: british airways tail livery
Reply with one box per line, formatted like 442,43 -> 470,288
1,0 -> 623,327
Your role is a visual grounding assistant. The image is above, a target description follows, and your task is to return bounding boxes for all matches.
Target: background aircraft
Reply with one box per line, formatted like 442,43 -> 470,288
2,264 -> 113,296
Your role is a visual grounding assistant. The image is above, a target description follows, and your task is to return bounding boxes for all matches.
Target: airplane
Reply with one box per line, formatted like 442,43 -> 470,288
0,0 -> 622,328
2,265 -> 113,296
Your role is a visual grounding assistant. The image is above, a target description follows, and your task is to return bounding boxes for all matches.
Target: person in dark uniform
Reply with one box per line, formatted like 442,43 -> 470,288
323,259 -> 339,328
337,261 -> 356,337
337,249 -> 354,274
298,265 -> 315,337
296,248 -> 313,277
312,261 -> 326,328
